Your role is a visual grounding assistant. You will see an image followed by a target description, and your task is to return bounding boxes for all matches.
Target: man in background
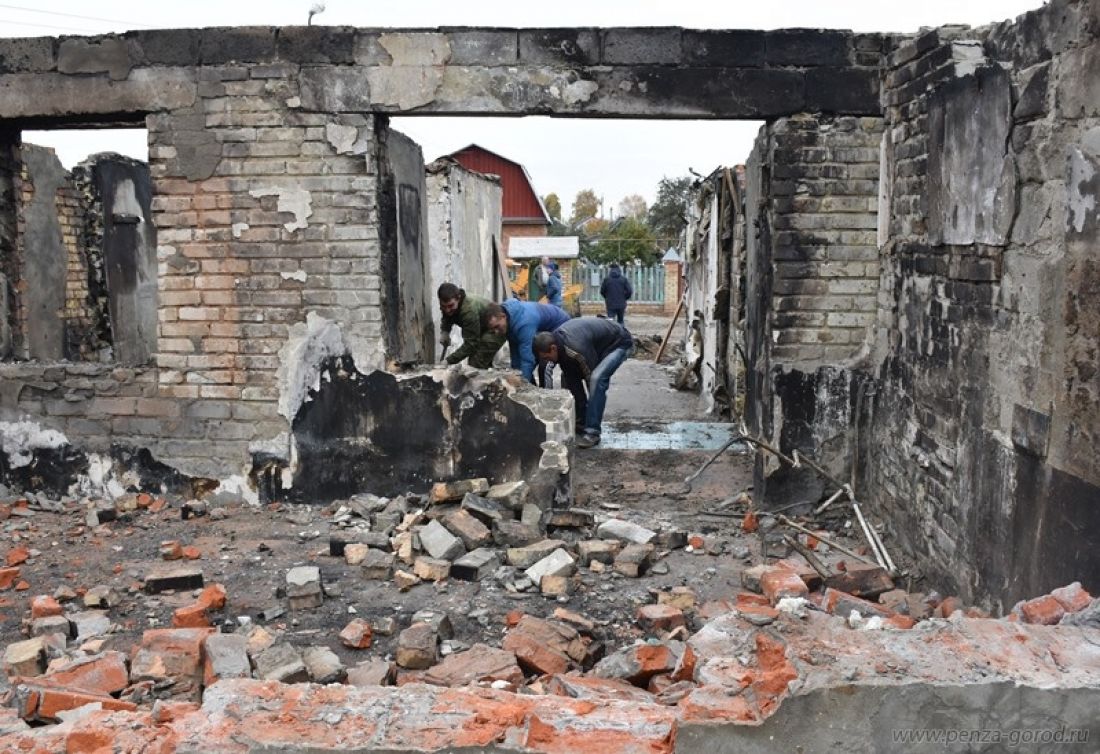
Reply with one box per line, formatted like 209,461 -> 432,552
599,262 -> 633,324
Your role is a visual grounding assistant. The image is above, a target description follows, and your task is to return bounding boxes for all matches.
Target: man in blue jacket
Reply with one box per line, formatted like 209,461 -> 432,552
546,262 -> 564,307
485,299 -> 570,385
599,263 -> 633,324
533,317 -> 633,448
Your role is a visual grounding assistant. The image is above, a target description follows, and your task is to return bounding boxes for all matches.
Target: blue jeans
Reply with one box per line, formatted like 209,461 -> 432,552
584,344 -> 631,435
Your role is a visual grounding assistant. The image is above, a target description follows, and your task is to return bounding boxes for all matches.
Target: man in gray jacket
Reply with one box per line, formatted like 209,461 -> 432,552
533,317 -> 633,448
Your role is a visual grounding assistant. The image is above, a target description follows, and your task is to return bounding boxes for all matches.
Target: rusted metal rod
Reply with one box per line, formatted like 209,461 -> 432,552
777,514 -> 878,567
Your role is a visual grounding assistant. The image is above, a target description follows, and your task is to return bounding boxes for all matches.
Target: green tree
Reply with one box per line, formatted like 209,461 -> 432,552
585,218 -> 659,265
543,193 -> 561,222
618,194 -> 647,221
647,175 -> 695,241
570,189 -> 601,226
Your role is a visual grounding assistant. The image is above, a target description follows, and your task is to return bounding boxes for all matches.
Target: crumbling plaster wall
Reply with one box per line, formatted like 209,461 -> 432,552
862,0 -> 1100,609
426,159 -> 503,362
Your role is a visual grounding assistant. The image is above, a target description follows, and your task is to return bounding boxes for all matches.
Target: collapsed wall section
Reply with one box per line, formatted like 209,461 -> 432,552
865,0 -> 1100,609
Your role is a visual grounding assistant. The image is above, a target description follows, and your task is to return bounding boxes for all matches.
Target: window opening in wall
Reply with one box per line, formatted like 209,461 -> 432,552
1,127 -> 154,365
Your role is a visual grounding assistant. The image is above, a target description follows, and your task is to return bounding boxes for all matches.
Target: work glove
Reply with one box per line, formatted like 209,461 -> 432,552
439,332 -> 451,347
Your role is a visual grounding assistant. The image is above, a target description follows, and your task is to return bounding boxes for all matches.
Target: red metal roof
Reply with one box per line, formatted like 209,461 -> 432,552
449,144 -> 550,225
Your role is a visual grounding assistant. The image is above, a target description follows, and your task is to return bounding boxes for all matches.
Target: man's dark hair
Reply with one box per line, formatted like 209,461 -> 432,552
533,331 -> 555,355
482,302 -> 505,328
437,282 -> 463,301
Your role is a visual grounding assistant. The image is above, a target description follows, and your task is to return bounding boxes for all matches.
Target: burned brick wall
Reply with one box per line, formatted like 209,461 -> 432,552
0,25 -> 883,496
742,114 -> 884,506
865,0 -> 1100,609
0,129 -> 17,358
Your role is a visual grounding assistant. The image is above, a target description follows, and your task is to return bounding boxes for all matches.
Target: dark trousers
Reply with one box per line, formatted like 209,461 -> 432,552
606,306 -> 625,324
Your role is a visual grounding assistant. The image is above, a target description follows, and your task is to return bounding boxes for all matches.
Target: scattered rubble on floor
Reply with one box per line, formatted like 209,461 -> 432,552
0,472 -> 1097,751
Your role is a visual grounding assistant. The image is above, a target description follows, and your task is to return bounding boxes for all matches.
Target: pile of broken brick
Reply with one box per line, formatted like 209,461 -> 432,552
1,474 -> 1098,749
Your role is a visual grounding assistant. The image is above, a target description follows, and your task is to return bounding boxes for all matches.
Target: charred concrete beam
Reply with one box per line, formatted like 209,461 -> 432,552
0,27 -> 884,122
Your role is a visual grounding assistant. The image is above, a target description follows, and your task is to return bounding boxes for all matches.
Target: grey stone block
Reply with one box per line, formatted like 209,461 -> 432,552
519,29 -> 599,65
452,548 -> 502,582
58,37 -> 131,80
524,548 -> 576,585
683,31 -> 765,67
204,634 -> 251,682
277,26 -> 356,64
254,642 -> 308,683
419,519 -> 466,561
765,29 -> 851,67
125,29 -> 200,67
298,66 -> 372,112
596,518 -> 657,544
445,30 -> 518,65
602,28 -> 682,65
199,28 -> 278,65
302,646 -> 346,684
0,37 -> 56,74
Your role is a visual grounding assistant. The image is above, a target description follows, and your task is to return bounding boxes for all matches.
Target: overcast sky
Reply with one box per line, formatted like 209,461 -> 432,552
9,0 -> 1044,214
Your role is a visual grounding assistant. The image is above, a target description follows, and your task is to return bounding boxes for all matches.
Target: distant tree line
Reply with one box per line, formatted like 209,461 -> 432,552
542,175 -> 695,265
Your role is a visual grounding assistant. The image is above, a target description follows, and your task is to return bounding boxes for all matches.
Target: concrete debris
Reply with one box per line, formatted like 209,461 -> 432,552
395,622 -> 439,670
285,566 -> 323,610
596,518 -> 658,544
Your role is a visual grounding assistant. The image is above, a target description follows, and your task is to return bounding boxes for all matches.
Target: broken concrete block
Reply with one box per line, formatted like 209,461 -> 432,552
43,651 -> 129,696
393,531 -> 416,564
69,611 -> 111,641
520,503 -> 543,528
506,539 -> 567,569
760,567 -> 810,604
254,642 -> 308,683
636,604 -> 686,632
821,587 -> 893,619
396,623 -> 439,670
442,509 -> 493,550
413,556 -> 452,582
613,543 -> 654,577
422,643 -> 523,688
347,659 -> 392,687
540,574 -> 575,597
339,619 -> 373,649
451,548 -> 502,582
239,624 -> 276,657
3,636 -> 49,677
412,610 -> 453,640
302,646 -> 346,684
493,520 -> 540,547
525,548 -> 576,585
577,539 -> 621,566
552,607 -> 596,634
656,528 -> 688,550
143,565 -> 204,594
502,615 -> 586,676
394,570 -> 421,591
83,585 -> 120,609
461,493 -> 508,526
486,481 -> 528,511
14,681 -> 136,723
824,564 -> 895,599
360,549 -> 395,580
430,478 -> 489,504
594,641 -> 683,686
159,540 -> 184,561
31,615 -> 72,638
344,543 -> 371,566
285,566 -> 322,610
741,564 -> 768,593
203,634 -> 251,686
546,509 -> 595,529
597,519 -> 657,545
419,519 -> 466,561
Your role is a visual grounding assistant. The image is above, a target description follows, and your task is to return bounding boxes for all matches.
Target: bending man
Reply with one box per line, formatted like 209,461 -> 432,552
533,317 -> 633,449
485,299 -> 570,385
438,283 -> 505,368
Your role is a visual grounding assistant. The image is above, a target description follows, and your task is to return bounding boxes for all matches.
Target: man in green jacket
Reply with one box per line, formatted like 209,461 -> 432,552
438,283 -> 505,368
